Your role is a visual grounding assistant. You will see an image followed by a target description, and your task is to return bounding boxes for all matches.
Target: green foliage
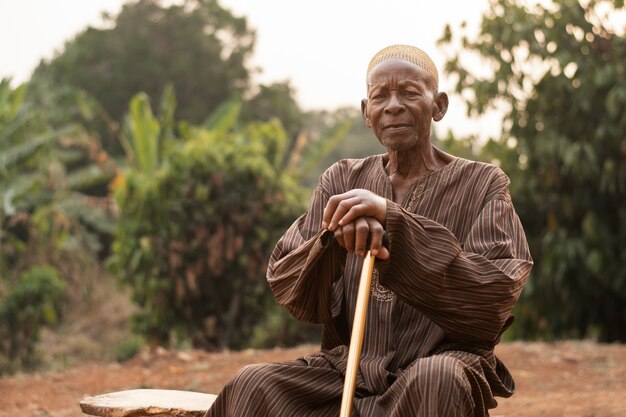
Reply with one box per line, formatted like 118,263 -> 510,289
113,334 -> 145,362
242,82 -> 305,140
0,265 -> 66,374
109,94 -> 307,349
34,0 -> 255,131
202,97 -> 242,135
124,93 -> 161,176
0,79 -> 120,372
297,107 -> 385,187
249,302 -> 321,349
1,0 -> 360,367
439,0 -> 626,341
0,80 -> 117,270
294,119 -> 353,181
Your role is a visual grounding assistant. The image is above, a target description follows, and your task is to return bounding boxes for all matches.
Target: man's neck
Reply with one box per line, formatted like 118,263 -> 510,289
385,143 -> 444,183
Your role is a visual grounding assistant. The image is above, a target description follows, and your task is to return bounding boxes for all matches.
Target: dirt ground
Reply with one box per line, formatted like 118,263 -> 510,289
1,341 -> 625,417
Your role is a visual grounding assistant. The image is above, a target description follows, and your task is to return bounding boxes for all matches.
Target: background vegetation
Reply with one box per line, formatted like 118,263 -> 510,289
438,0 -> 625,341
1,0 -> 624,374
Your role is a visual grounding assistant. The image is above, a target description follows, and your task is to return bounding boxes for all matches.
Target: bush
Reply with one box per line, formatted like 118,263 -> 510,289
0,265 -> 67,374
109,117 -> 307,350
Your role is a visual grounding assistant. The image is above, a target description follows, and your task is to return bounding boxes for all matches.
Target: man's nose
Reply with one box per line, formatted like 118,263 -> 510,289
385,93 -> 404,113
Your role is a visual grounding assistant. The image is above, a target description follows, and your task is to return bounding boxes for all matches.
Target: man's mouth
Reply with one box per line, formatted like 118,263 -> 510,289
383,124 -> 412,130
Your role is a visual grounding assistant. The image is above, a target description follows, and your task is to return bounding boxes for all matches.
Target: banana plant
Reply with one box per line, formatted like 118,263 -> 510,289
123,93 -> 161,177
0,79 -> 117,272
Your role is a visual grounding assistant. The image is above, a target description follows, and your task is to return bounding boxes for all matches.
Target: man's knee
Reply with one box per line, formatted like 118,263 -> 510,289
224,363 -> 274,393
408,355 -> 473,399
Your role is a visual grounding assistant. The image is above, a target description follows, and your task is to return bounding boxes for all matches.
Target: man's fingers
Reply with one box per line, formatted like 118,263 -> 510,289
366,218 -> 385,257
337,203 -> 370,228
323,192 -> 359,229
334,217 -> 388,259
323,189 -> 387,231
341,222 -> 355,252
322,194 -> 340,229
333,227 -> 346,249
376,246 -> 390,260
326,197 -> 360,231
353,218 -> 370,256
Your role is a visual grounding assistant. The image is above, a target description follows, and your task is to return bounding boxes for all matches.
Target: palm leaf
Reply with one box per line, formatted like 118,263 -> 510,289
0,125 -> 77,174
0,80 -> 26,126
296,120 -> 353,178
66,165 -> 116,191
202,98 -> 242,136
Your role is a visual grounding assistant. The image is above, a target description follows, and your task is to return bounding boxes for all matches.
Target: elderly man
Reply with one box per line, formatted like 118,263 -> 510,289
205,44 -> 532,417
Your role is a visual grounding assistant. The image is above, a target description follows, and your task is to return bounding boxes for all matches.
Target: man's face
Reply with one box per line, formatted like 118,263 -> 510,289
363,59 -> 441,152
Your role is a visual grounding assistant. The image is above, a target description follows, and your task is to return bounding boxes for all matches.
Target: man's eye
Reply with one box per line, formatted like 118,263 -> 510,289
405,91 -> 421,98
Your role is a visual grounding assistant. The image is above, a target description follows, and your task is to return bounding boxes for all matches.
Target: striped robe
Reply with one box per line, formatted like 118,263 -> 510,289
206,155 -> 533,417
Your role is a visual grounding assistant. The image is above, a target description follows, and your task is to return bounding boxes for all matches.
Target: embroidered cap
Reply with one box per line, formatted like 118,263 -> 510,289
366,44 -> 439,87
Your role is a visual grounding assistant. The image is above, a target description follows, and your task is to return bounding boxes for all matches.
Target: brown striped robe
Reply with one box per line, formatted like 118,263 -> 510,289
206,154 -> 533,417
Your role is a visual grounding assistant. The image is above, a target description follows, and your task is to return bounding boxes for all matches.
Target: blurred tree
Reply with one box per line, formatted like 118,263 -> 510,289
240,83 -> 367,188
439,0 -> 626,341
33,0 -> 255,148
242,81 -> 304,141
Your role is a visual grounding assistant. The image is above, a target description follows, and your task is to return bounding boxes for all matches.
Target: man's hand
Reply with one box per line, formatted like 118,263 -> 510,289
332,217 -> 389,259
322,189 -> 389,259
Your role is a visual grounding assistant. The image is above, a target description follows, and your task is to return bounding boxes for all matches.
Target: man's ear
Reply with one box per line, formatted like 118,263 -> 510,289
361,99 -> 371,128
432,92 -> 449,122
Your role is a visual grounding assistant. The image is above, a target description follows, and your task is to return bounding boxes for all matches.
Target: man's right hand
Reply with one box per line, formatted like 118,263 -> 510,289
331,216 -> 389,259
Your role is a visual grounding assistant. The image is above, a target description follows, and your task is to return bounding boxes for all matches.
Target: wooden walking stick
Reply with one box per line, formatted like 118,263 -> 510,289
339,250 -> 376,417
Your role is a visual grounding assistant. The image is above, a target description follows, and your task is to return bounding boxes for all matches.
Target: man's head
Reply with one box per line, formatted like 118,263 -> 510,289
362,44 -> 448,152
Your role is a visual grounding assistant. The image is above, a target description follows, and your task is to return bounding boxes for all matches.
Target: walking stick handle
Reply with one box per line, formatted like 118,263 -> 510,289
339,250 -> 376,417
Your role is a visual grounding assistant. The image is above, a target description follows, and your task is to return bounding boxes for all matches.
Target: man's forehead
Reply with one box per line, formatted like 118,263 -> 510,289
367,60 -> 436,91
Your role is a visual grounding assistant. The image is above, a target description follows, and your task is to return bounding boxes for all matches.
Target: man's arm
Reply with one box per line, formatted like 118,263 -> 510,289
382,189 -> 533,343
266,174 -> 346,324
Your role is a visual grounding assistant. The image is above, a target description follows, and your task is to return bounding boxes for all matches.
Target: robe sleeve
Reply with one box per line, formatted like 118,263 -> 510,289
266,173 -> 346,324
381,173 -> 533,343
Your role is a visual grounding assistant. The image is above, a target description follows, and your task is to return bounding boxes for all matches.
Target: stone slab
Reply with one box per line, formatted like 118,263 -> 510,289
80,389 -> 217,417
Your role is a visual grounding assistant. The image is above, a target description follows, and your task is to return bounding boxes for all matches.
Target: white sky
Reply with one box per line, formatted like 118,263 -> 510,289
0,0 -> 500,138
